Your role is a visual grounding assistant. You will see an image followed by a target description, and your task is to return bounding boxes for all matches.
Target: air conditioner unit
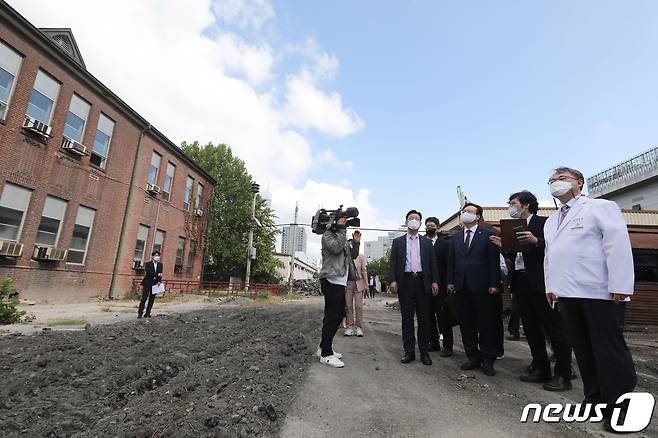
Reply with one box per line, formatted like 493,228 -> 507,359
133,260 -> 144,270
147,183 -> 161,195
0,241 -> 23,257
32,246 -> 67,261
195,208 -> 204,217
61,136 -> 87,156
23,115 -> 53,138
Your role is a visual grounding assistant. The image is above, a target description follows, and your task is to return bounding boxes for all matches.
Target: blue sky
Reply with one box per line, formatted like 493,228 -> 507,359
272,0 -> 658,222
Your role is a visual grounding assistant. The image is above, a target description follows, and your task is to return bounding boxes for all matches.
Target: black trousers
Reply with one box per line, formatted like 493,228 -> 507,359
138,286 -> 156,316
319,279 -> 346,357
398,275 -> 431,355
507,291 -> 521,336
495,292 -> 504,355
515,272 -> 572,378
429,295 -> 454,351
456,283 -> 498,363
559,298 -> 636,409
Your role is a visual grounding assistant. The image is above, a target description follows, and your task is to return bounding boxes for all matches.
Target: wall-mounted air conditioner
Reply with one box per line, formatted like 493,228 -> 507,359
0,241 -> 23,257
23,115 -> 52,138
61,136 -> 87,156
33,246 -> 67,261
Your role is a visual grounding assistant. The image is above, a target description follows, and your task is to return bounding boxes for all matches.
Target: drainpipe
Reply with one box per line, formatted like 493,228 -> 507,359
108,124 -> 151,299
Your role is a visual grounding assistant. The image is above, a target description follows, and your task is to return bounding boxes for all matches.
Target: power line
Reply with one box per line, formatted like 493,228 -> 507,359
274,223 -> 406,233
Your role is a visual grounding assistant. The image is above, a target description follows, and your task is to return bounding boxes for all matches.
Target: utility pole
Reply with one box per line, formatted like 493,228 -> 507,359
245,182 -> 259,290
288,202 -> 298,294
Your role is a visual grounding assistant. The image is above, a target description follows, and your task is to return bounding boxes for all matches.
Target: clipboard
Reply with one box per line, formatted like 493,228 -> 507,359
499,219 -> 529,253
151,283 -> 165,295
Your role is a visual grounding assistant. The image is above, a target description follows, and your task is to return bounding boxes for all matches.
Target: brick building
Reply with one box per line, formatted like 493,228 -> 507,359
0,2 -> 216,301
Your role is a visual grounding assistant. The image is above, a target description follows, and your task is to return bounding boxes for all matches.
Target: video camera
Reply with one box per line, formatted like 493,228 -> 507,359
311,205 -> 360,235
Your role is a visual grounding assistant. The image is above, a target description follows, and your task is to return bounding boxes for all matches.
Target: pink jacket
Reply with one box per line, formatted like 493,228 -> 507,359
354,254 -> 368,292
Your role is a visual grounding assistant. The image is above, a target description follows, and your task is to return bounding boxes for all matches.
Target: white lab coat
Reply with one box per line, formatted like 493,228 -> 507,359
543,196 -> 634,300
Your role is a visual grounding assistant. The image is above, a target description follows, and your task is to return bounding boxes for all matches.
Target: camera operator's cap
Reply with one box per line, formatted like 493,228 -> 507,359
405,209 -> 422,221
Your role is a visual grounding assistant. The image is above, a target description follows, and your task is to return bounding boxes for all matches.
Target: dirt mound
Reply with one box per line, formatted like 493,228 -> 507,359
0,305 -> 321,437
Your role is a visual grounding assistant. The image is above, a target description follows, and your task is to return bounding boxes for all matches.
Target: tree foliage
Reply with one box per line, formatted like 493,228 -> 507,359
181,141 -> 282,283
0,277 -> 25,324
366,249 -> 391,286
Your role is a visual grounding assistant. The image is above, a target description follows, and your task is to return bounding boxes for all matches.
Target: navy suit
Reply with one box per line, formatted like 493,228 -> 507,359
428,237 -> 455,351
447,226 -> 501,363
390,234 -> 438,355
138,260 -> 162,317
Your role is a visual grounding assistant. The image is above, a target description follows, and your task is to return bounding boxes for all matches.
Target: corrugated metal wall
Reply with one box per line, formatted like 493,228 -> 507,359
626,283 -> 658,325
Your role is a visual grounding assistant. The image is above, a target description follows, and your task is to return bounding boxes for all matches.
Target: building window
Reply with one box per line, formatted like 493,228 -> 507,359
66,206 -> 95,264
35,196 -> 67,246
183,176 -> 194,211
186,240 -> 196,274
634,250 -> 658,283
27,70 -> 60,124
63,94 -> 90,143
134,225 -> 149,262
90,114 -> 114,169
163,162 -> 175,201
148,152 -> 161,185
0,183 -> 32,242
153,229 -> 165,255
195,183 -> 203,210
175,237 -> 185,273
632,204 -> 642,211
0,41 -> 23,120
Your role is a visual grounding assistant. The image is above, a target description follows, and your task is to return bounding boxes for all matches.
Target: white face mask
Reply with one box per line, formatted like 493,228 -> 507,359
407,219 -> 421,230
153,256 -> 160,262
550,180 -> 573,197
508,206 -> 522,219
461,212 -> 477,225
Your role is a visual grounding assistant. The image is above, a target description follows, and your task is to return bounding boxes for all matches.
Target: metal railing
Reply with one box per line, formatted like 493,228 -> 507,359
131,279 -> 282,299
588,146 -> 658,193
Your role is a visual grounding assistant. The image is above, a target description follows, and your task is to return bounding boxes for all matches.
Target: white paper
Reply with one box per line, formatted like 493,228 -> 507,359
151,283 -> 165,295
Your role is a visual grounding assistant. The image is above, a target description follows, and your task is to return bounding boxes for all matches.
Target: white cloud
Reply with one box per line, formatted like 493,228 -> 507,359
315,149 -> 353,171
11,0 -> 380,257
212,0 -> 274,31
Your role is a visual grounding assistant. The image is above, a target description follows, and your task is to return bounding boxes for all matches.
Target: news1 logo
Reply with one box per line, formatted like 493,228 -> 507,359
520,392 -> 655,432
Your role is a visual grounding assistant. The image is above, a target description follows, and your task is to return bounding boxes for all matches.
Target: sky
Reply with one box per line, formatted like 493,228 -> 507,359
11,0 -> 658,258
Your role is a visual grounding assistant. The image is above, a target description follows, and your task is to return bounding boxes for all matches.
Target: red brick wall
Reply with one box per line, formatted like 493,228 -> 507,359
0,16 -> 213,301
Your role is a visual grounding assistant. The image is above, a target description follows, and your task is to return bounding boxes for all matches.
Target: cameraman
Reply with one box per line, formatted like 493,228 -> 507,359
318,217 -> 361,368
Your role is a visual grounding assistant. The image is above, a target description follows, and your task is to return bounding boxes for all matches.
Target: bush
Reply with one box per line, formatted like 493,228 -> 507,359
0,277 -> 26,324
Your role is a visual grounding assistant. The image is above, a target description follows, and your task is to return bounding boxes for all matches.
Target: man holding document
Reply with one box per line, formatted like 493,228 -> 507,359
138,251 -> 163,318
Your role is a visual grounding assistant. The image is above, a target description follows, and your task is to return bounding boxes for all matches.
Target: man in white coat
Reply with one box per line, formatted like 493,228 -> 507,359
544,166 -> 636,433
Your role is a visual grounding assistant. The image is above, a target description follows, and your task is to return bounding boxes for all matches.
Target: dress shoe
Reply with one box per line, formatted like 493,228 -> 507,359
520,368 -> 552,383
460,359 -> 481,370
144,314 -> 151,318
137,315 -> 143,319
420,353 -> 432,366
505,334 -> 521,341
543,375 -> 572,392
438,349 -> 453,357
401,353 -> 415,364
481,361 -> 496,376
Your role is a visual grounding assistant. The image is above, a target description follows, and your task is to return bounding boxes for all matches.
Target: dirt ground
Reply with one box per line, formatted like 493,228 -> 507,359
0,300 -> 320,438
0,295 -> 656,438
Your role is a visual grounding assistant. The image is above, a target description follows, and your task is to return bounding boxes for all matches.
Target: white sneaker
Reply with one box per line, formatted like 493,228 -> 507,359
355,327 -> 364,337
315,347 -> 342,359
320,355 -> 344,368
344,328 -> 355,336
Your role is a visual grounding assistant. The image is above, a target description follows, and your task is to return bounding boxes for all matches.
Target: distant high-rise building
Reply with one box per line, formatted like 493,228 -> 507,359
364,230 -> 405,262
281,225 -> 307,255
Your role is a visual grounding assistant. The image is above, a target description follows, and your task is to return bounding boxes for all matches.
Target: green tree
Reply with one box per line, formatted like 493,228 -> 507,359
181,141 -> 282,282
366,249 -> 391,286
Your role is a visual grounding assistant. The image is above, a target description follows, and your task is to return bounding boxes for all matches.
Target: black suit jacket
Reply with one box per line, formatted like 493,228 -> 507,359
430,237 -> 450,295
389,234 -> 439,294
504,214 -> 547,294
141,260 -> 163,291
447,226 -> 501,293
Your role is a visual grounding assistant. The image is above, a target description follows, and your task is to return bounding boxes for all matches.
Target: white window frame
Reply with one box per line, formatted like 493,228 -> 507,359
184,176 -> 194,210
63,94 -> 91,143
134,224 -> 150,262
27,69 -> 60,124
195,183 -> 203,210
153,229 -> 165,255
148,151 -> 162,186
35,196 -> 68,247
0,183 -> 32,242
90,113 -> 115,169
66,205 -> 95,265
0,40 -> 23,121
163,162 -> 175,201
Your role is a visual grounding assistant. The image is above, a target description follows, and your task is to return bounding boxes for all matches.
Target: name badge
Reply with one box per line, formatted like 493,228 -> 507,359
570,217 -> 584,229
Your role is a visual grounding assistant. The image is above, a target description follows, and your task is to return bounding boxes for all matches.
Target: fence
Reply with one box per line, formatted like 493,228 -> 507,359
131,279 -> 282,299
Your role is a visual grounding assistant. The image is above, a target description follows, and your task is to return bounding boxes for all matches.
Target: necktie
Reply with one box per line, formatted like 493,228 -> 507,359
410,236 -> 419,273
465,229 -> 472,249
558,205 -> 570,227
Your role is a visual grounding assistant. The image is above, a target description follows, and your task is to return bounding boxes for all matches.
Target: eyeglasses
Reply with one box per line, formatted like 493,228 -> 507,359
547,175 -> 577,185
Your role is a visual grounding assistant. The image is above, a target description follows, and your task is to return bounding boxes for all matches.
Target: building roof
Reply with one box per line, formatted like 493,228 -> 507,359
587,146 -> 658,198
38,28 -> 85,68
0,2 -> 217,186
